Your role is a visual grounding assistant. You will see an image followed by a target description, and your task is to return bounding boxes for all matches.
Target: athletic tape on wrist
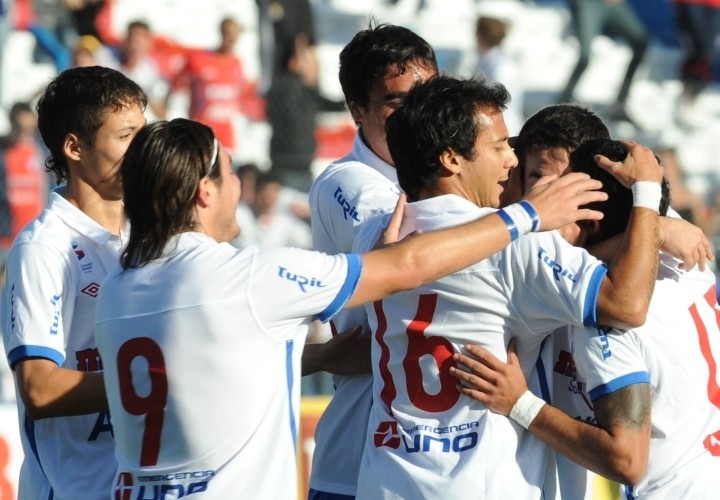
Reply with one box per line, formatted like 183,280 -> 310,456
631,181 -> 661,213
497,201 -> 541,241
509,390 -> 546,430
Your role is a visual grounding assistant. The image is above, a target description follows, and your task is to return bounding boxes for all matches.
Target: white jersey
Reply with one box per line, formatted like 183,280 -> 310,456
308,132 -> 400,495
573,254 -> 720,499
1,189 -> 124,500
94,232 -> 361,499
546,208 -> 690,500
353,194 -> 608,500
546,328 -> 596,500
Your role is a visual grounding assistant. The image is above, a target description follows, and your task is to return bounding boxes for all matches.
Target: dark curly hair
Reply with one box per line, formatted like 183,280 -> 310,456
36,66 -> 147,184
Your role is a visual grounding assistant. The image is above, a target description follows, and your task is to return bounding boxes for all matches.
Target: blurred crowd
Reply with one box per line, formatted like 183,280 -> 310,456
0,0 -> 719,400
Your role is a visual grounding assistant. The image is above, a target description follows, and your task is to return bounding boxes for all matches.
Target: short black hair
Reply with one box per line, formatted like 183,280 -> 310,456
515,104 -> 610,192
386,75 -> 510,201
570,139 -> 670,243
339,21 -> 438,110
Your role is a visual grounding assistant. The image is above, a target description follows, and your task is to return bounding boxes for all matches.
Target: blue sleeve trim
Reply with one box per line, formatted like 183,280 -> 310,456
583,263 -> 608,327
496,209 -> 519,241
588,371 -> 650,401
316,254 -> 362,322
7,345 -> 63,370
519,200 -> 540,232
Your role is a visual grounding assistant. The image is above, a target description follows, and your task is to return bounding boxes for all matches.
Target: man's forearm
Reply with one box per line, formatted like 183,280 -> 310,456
597,207 -> 659,329
527,384 -> 651,486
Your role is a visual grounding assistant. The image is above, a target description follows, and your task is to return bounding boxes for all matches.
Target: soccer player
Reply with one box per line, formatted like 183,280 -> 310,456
506,103 -> 714,499
351,76 -> 662,499
0,66 -> 147,499
452,138 -> 720,499
94,117 -> 607,499
308,23 -> 438,499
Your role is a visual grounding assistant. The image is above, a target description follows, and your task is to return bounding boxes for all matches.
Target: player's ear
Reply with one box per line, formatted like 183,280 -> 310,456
63,133 -> 82,162
194,177 -> 213,208
578,219 -> 601,244
439,148 -> 462,175
347,99 -> 364,125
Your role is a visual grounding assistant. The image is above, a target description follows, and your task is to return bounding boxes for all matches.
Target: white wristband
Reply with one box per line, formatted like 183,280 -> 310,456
631,181 -> 661,213
509,390 -> 546,430
496,201 -> 541,241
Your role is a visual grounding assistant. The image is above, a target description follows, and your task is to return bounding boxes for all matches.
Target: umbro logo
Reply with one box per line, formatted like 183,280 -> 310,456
81,282 -> 101,297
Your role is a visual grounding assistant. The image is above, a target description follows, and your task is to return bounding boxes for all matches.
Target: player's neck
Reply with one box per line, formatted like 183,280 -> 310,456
63,182 -> 125,235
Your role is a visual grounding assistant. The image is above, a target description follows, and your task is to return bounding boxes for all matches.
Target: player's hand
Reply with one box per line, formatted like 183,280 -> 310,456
375,193 -> 421,248
595,140 -> 663,187
523,172 -> 607,231
450,338 -> 528,416
317,325 -> 371,375
659,216 -> 715,271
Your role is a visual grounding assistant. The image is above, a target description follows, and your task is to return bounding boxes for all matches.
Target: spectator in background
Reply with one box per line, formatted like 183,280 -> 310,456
14,0 -> 76,72
69,33 -> 116,68
168,17 -> 255,159
262,0 -> 346,194
117,20 -> 167,120
673,0 -> 720,117
658,146 -> 715,236
231,172 -> 311,250
0,102 -> 47,249
65,0 -> 104,40
558,0 -> 649,126
266,31 -> 346,193
475,15 -> 525,136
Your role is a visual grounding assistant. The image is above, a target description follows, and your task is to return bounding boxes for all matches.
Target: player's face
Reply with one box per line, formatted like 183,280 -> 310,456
461,108 -> 517,208
74,103 -> 146,200
522,147 -> 582,244
522,147 -> 570,192
349,61 -> 436,166
214,150 -> 241,242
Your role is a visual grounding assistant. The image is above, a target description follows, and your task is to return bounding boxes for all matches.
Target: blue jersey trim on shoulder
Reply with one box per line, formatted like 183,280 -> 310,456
588,371 -> 650,401
8,345 -> 63,370
583,264 -> 608,327
316,254 -> 362,322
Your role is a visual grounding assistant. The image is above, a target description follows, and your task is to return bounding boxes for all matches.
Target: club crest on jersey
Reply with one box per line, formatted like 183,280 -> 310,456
333,186 -> 360,222
537,247 -> 578,283
277,266 -> 326,293
374,421 -> 401,448
72,244 -> 85,260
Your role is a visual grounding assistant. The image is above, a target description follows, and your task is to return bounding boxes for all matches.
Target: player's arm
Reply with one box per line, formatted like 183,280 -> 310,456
450,341 -> 651,485
345,172 -> 607,309
586,216 -> 713,272
302,325 -> 370,376
14,359 -> 108,419
594,141 -> 663,329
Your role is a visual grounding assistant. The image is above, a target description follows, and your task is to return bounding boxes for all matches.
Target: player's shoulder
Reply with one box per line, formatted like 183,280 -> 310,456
312,157 -> 392,194
10,209 -> 73,256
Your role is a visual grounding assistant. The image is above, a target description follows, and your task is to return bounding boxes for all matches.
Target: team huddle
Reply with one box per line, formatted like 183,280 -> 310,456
1,21 -> 719,500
